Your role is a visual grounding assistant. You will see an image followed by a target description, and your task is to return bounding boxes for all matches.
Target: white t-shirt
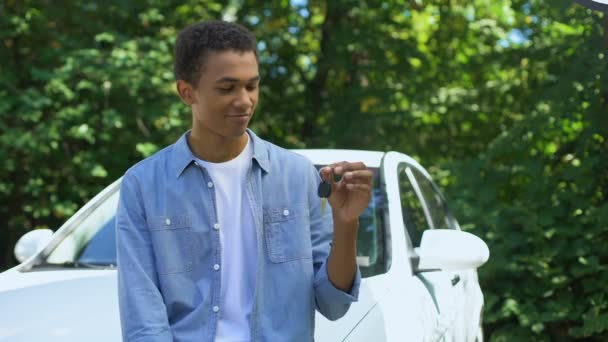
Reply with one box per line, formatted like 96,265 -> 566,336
195,134 -> 256,342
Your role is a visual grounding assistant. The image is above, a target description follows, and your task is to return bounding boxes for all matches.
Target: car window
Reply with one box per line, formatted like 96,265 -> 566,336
409,167 -> 454,230
397,163 -> 428,248
356,184 -> 387,278
78,216 -> 117,265
43,189 -> 119,266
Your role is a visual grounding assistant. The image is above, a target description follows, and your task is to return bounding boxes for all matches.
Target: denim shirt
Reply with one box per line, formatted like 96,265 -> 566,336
116,129 -> 361,342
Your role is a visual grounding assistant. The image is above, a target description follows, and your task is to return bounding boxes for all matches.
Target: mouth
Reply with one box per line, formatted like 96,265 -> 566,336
226,114 -> 251,124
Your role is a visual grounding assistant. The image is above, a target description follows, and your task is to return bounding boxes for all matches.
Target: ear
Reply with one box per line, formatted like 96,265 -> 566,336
176,80 -> 196,105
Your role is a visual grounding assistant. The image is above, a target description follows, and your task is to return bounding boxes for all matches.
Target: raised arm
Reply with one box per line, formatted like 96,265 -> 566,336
308,163 -> 363,321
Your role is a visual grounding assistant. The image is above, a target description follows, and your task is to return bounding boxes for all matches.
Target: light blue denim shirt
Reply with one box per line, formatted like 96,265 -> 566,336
116,129 -> 361,342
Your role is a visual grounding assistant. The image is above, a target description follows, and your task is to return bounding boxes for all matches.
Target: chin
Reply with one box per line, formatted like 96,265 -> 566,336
225,127 -> 249,138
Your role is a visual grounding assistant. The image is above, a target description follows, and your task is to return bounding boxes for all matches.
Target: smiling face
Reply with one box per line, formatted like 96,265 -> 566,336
178,49 -> 260,140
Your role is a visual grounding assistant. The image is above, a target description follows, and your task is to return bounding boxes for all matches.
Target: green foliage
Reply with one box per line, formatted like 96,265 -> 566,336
0,0 -> 606,340
439,2 -> 608,340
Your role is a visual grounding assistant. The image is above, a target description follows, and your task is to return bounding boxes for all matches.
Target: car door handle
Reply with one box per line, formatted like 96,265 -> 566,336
451,274 -> 460,286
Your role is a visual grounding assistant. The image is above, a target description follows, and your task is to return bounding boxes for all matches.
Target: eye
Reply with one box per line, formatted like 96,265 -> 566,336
216,87 -> 233,93
246,84 -> 258,91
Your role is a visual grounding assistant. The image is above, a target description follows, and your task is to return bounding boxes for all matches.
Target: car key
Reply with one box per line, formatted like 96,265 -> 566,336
318,179 -> 331,215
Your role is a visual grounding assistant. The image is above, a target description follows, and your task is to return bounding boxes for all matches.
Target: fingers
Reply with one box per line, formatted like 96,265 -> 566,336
319,166 -> 333,182
320,163 -> 370,190
320,162 -> 345,183
345,183 -> 372,192
333,161 -> 367,176
343,170 -> 373,183
321,161 -> 368,178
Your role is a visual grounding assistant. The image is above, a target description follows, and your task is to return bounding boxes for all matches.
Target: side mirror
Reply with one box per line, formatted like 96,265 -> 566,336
415,229 -> 489,272
14,229 -> 54,263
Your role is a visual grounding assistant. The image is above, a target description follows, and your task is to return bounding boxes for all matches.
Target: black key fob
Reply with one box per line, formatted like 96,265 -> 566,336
318,180 -> 331,198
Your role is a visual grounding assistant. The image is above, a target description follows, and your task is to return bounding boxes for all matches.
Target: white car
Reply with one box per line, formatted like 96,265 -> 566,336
0,150 -> 488,341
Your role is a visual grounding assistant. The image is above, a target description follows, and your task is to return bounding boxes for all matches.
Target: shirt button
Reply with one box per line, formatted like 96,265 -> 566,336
283,209 -> 290,216
213,223 -> 220,230
165,218 -> 171,225
212,306 -> 219,313
213,264 -> 220,271
207,182 -> 214,188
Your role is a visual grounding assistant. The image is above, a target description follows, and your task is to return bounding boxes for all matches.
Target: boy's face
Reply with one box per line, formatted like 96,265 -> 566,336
179,50 -> 260,139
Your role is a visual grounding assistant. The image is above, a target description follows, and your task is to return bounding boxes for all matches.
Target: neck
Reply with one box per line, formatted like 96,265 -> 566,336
188,127 -> 249,163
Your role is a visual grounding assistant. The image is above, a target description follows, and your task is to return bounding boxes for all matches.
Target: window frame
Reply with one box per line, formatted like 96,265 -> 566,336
407,165 -> 459,231
397,161 -> 460,251
22,179 -> 122,272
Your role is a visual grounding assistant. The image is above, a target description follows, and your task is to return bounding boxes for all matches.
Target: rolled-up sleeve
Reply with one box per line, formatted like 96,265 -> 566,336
116,172 -> 172,341
314,260 -> 362,319
307,163 -> 362,321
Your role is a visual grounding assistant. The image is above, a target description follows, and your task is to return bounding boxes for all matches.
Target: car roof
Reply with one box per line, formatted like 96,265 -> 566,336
291,149 -> 385,168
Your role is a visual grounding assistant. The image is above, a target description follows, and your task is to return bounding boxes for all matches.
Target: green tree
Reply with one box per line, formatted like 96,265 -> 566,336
444,2 -> 608,339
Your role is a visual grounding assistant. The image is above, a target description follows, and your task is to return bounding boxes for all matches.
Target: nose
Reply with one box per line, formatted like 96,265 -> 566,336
233,88 -> 253,110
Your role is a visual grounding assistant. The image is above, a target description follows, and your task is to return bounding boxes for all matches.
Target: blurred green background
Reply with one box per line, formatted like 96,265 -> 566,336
1,0 -> 606,340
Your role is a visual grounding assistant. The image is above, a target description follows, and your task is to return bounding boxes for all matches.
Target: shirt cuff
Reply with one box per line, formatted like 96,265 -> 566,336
314,260 -> 361,303
128,330 -> 173,342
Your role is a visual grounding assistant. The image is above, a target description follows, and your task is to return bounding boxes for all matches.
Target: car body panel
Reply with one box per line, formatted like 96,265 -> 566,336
0,270 -> 120,341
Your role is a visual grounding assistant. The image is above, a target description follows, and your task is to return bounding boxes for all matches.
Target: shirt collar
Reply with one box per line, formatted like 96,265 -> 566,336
172,128 -> 271,178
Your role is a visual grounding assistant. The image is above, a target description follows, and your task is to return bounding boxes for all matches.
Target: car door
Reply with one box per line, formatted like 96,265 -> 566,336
406,165 -> 483,342
395,157 -> 468,341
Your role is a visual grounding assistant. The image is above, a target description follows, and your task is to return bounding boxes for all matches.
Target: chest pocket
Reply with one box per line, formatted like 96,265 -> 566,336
148,215 -> 193,275
263,203 -> 312,263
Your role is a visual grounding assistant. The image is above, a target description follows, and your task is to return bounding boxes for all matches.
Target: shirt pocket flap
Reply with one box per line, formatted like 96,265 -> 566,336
148,215 -> 191,231
263,204 -> 309,224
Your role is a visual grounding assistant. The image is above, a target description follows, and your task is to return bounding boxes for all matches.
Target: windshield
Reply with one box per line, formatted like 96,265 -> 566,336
35,188 -> 119,269
35,165 -> 386,277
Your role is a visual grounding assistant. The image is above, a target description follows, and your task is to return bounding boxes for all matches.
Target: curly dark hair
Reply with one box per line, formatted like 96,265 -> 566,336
173,20 -> 258,86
